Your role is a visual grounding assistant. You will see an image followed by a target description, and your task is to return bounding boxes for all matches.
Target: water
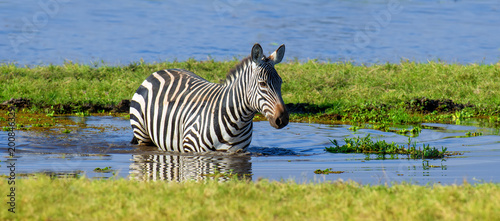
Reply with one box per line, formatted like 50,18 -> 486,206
1,0 -> 499,65
1,116 -> 499,184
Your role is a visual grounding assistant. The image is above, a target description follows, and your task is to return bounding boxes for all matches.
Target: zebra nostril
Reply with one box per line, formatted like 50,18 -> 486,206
275,118 -> 282,126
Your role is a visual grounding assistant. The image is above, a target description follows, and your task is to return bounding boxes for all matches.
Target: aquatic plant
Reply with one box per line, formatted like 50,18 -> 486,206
422,160 -> 447,170
395,126 -> 421,136
465,132 -> 483,137
46,110 -> 55,117
314,168 -> 344,174
348,126 -> 359,132
488,116 -> 500,123
75,111 -> 91,117
326,135 -> 449,159
94,166 -> 113,173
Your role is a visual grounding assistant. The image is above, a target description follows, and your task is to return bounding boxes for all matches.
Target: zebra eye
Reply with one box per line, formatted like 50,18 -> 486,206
259,82 -> 268,88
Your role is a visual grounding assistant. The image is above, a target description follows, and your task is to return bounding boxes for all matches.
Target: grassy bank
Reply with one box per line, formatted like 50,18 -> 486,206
1,60 -> 499,124
1,175 -> 499,220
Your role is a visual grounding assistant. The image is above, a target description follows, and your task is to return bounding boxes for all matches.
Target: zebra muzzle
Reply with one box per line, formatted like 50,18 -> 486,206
268,104 -> 289,129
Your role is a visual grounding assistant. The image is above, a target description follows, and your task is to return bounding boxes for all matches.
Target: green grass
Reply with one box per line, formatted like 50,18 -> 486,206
280,61 -> 500,107
1,175 -> 499,220
1,60 -> 500,124
0,59 -> 235,107
2,61 -> 499,220
326,135 -> 451,159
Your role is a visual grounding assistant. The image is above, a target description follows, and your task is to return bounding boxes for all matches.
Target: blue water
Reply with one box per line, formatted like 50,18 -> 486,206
1,0 -> 499,65
1,117 -> 499,184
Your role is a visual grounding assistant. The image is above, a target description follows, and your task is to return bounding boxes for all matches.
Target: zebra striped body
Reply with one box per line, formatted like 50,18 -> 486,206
130,44 -> 288,152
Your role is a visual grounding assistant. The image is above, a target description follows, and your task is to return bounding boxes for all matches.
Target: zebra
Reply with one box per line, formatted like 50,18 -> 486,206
129,154 -> 252,181
130,43 -> 288,152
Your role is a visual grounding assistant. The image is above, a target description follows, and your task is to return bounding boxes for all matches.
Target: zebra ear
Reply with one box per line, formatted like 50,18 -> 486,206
251,43 -> 264,64
269,44 -> 285,64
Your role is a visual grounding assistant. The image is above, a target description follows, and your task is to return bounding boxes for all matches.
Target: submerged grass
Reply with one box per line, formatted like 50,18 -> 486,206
1,60 -> 500,124
1,175 -> 499,220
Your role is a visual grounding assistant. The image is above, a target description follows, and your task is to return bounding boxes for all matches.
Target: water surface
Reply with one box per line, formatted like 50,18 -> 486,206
1,0 -> 499,65
1,116 -> 499,184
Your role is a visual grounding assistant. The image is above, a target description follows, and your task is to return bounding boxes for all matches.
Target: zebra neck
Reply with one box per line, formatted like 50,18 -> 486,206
221,60 -> 255,123
224,57 -> 252,85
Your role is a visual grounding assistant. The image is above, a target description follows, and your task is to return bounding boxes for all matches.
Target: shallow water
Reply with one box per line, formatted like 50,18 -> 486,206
1,116 -> 499,184
1,0 -> 499,65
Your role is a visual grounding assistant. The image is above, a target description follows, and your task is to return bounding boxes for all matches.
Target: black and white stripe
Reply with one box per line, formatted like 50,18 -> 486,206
130,44 -> 288,152
129,154 -> 252,181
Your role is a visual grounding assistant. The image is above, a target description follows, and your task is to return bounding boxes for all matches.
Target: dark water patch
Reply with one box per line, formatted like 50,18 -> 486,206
248,146 -> 298,156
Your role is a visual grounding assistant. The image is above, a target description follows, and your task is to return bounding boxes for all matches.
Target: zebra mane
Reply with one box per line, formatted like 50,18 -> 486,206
224,56 -> 253,84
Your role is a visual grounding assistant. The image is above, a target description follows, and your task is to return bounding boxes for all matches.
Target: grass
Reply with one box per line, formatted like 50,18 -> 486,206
1,60 -> 500,124
1,60 -> 500,220
0,59 -> 234,107
281,61 -> 500,107
326,135 -> 452,159
1,175 -> 499,220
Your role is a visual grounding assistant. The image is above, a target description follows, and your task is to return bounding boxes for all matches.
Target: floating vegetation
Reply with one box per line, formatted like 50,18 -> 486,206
465,131 -> 483,137
75,111 -> 91,117
348,126 -> 359,132
489,116 -> 500,123
62,128 -> 72,134
452,109 -> 474,125
314,168 -> 344,174
372,124 -> 390,132
395,126 -> 422,136
46,110 -> 55,117
326,135 -> 452,159
422,160 -> 447,170
349,124 -> 423,137
94,166 -> 113,173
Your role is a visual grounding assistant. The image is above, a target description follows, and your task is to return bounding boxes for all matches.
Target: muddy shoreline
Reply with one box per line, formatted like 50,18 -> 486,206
0,97 -> 479,115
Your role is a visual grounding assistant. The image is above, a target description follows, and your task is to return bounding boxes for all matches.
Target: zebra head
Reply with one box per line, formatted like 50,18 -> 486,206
249,43 -> 289,129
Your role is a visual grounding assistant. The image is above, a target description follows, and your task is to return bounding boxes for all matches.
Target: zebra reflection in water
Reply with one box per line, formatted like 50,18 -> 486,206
129,154 -> 252,181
